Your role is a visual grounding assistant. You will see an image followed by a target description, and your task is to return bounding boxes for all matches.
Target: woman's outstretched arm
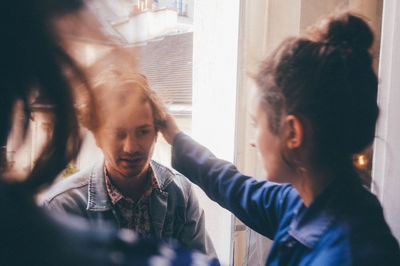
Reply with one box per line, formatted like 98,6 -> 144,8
160,115 -> 301,238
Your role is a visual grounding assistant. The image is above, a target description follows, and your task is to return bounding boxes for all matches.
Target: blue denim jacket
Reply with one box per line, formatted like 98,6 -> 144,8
41,159 -> 216,258
2,180 -> 219,266
172,132 -> 400,265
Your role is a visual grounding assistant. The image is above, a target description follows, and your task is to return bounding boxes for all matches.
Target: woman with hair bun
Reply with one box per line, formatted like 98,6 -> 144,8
160,12 -> 400,265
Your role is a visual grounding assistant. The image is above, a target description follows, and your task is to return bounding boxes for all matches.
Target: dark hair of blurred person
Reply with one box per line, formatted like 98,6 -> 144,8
0,1 -> 219,265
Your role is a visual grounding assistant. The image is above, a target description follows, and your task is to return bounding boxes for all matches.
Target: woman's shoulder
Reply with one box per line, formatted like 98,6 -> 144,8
325,184 -> 400,265
348,189 -> 400,264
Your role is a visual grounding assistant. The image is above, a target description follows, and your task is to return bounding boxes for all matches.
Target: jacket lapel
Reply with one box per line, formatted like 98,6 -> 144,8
149,189 -> 168,238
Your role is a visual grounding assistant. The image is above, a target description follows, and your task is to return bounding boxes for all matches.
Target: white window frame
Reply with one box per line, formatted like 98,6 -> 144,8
372,0 -> 400,242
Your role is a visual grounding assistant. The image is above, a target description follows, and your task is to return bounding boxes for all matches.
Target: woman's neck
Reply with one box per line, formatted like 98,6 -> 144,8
292,168 -> 335,207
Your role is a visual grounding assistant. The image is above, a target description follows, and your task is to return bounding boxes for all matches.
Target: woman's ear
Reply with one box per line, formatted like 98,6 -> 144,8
284,115 -> 303,149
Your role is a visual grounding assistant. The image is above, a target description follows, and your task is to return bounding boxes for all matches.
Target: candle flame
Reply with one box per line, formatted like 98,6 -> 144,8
357,154 -> 367,167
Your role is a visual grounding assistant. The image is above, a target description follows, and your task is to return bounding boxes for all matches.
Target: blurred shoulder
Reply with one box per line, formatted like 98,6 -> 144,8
40,165 -> 92,206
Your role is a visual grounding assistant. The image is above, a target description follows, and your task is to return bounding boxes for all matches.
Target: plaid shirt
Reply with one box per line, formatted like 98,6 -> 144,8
105,166 -> 160,237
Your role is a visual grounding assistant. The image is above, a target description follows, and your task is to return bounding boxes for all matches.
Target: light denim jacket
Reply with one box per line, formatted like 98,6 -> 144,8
41,159 -> 216,257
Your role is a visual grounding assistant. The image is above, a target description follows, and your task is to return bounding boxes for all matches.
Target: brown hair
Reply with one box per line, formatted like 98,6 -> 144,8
254,12 -> 378,174
78,69 -> 167,132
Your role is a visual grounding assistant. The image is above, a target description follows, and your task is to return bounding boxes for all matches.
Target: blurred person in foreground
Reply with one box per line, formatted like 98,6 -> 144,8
159,12 -> 400,265
41,70 -> 216,257
0,1 -> 219,265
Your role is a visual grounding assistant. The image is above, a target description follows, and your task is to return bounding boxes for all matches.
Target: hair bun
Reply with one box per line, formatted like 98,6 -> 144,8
310,12 -> 374,51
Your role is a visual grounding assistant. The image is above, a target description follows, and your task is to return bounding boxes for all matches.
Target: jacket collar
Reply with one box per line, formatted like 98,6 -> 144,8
149,160 -> 175,189
87,159 -> 111,211
288,181 -> 343,249
288,203 -> 334,249
87,159 -> 174,212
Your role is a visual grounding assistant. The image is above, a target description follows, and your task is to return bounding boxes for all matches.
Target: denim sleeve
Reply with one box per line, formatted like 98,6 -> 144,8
171,132 -> 298,239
